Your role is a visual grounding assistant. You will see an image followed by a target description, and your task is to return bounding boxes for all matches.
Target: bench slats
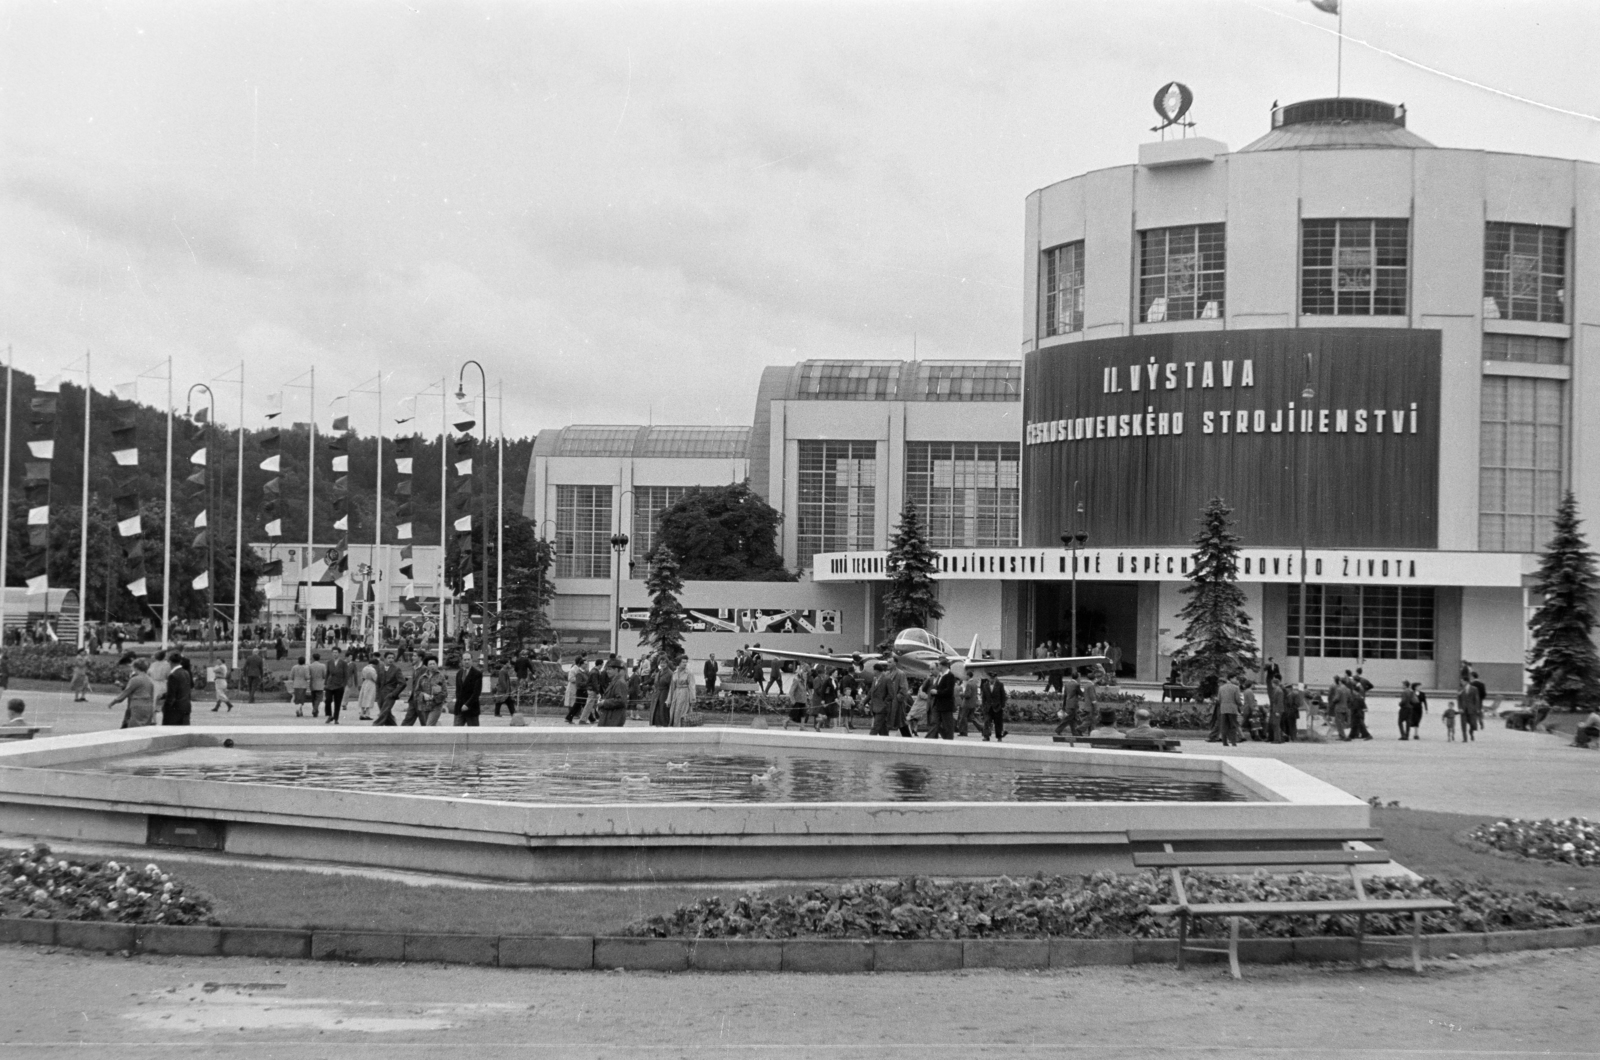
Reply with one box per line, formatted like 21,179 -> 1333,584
1133,850 -> 1392,868
1150,898 -> 1455,917
1127,828 -> 1384,844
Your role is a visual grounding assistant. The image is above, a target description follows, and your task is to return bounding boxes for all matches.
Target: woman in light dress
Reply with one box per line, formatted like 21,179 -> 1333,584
70,649 -> 92,702
667,656 -> 696,726
356,658 -> 378,721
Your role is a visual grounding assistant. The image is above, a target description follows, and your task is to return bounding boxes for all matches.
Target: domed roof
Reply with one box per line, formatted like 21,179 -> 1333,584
1239,97 -> 1434,152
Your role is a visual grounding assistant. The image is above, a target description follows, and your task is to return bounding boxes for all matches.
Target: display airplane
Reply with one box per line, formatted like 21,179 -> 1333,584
753,628 -> 1107,682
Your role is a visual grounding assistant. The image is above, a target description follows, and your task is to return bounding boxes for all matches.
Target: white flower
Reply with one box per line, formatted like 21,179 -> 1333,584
105,861 -> 120,872
144,864 -> 159,874
106,901 -> 118,910
1562,842 -> 1577,852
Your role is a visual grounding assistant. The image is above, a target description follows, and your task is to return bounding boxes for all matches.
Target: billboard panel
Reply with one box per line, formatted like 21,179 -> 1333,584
1022,328 -> 1440,549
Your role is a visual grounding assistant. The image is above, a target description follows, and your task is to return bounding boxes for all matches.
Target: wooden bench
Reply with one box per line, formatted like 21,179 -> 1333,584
0,725 -> 53,741
1052,735 -> 1182,753
1162,683 -> 1198,702
1135,831 -> 1454,978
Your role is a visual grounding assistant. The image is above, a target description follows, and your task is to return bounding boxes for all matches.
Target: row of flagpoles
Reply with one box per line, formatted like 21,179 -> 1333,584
0,349 -> 506,668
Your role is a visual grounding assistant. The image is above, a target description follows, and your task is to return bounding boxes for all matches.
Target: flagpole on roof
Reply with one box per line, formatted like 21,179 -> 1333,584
76,351 -> 91,648
0,347 -> 12,642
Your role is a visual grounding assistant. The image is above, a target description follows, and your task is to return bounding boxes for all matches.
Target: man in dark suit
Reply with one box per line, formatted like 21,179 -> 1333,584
373,650 -> 406,726
162,653 -> 194,726
454,652 -> 483,727
925,659 -> 958,740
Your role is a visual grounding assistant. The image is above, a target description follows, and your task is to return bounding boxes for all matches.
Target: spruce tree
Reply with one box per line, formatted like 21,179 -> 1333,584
1527,491 -> 1600,711
882,503 -> 943,637
642,544 -> 689,660
1171,497 -> 1260,686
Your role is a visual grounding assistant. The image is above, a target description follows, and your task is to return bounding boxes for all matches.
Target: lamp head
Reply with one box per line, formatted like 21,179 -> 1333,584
455,384 -> 467,401
610,532 -> 630,550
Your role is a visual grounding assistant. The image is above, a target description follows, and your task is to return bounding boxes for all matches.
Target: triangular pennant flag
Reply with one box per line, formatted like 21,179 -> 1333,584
333,515 -> 349,531
261,559 -> 284,578
259,429 -> 280,452
117,515 -> 142,537
327,435 -> 348,453
113,382 -> 137,401
394,457 -> 413,475
454,514 -> 472,532
461,572 -> 475,591
395,396 -> 416,424
395,479 -> 413,497
263,477 -> 281,495
265,518 -> 282,537
25,573 -> 50,596
27,440 -> 54,460
260,454 -> 281,473
194,510 -> 208,529
35,375 -> 61,395
27,505 -> 49,526
454,458 -> 473,476
189,448 -> 206,466
185,469 -> 205,487
265,392 -> 283,419
333,475 -> 349,492
26,485 -> 50,509
453,418 -> 476,433
193,407 -> 210,425
24,461 -> 51,484
192,529 -> 209,548
30,394 -> 58,415
192,571 -> 209,590
113,448 -> 139,466
303,559 -> 329,583
396,522 -> 413,540
331,415 -> 349,432
332,455 -> 349,473
402,579 -> 416,599
127,577 -> 148,597
394,436 -> 415,456
400,545 -> 413,559
456,398 -> 476,419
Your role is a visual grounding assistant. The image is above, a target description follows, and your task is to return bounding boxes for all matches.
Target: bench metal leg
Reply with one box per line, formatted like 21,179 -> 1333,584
1176,912 -> 1188,970
1355,912 -> 1366,964
1411,911 -> 1422,974
1227,916 -> 1242,980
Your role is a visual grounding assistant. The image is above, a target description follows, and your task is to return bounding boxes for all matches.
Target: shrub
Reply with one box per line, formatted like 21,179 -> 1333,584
0,843 -> 216,925
1466,817 -> 1598,868
2,645 -> 129,685
625,870 -> 1600,941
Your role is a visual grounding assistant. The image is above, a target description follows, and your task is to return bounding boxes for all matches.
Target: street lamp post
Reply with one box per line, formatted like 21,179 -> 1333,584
1060,529 -> 1088,657
1297,385 -> 1314,688
609,532 -> 630,656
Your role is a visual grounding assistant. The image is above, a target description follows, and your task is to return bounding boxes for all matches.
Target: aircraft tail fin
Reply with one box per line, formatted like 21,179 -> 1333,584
969,634 -> 984,661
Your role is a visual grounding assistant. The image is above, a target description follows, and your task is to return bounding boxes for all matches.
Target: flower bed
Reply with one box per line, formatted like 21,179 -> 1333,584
625,871 -> 1600,941
3,645 -> 130,685
1466,818 -> 1598,868
0,844 -> 216,926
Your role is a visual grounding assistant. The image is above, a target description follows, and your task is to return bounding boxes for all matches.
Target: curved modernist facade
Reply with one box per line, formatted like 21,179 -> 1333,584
1014,98 -> 1600,689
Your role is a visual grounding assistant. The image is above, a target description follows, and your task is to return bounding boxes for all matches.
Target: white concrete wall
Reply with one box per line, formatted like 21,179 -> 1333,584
1460,586 -> 1527,666
933,580 -> 1004,657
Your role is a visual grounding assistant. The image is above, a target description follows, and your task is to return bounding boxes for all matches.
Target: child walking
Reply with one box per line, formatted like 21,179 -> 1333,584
1442,701 -> 1458,742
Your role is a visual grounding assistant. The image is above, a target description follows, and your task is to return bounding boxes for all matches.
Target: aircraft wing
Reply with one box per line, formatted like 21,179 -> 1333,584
749,647 -> 864,672
962,654 -> 1108,678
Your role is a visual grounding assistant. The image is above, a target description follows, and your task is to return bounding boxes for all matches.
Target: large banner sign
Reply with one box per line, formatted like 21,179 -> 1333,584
1023,328 -> 1440,549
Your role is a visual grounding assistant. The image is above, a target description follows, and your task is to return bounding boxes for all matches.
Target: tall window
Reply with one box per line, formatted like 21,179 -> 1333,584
1039,241 -> 1084,337
1139,224 -> 1225,322
1480,376 -> 1565,552
1288,585 -> 1434,660
904,442 -> 1020,548
1484,223 -> 1566,323
796,440 -> 876,568
1301,218 -> 1409,316
631,485 -> 691,579
553,485 -> 613,579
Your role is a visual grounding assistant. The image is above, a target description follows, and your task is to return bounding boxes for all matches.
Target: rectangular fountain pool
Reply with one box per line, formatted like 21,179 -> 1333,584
0,727 -> 1367,883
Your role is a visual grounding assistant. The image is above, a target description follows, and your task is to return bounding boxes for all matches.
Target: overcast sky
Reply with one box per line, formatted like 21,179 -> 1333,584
3,0 -> 1597,438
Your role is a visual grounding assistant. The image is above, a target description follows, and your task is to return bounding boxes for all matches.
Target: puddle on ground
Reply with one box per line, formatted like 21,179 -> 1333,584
123,983 -> 527,1034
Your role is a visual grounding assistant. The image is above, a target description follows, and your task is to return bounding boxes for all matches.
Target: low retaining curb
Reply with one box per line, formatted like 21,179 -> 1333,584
4,918 -> 1598,971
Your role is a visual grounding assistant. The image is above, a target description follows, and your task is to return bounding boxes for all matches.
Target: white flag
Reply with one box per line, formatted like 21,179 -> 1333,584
397,522 -> 413,540
25,573 -> 49,596
453,515 -> 472,532
194,510 -> 207,529
332,455 -> 349,473
27,440 -> 53,460
113,448 -> 139,466
333,515 -> 349,531
395,396 -> 416,424
454,458 -> 473,476
112,381 -> 138,401
127,577 -> 149,597
402,579 -> 416,599
265,518 -> 282,537
260,454 -> 281,472
462,572 -> 475,591
395,457 -> 413,474
192,571 -> 209,590
117,515 -> 141,537
27,506 -> 49,526
189,448 -> 206,467
36,375 -> 61,394
264,392 -> 283,420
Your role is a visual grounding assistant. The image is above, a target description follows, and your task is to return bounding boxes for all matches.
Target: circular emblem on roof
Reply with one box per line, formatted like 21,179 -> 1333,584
1152,82 -> 1194,129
